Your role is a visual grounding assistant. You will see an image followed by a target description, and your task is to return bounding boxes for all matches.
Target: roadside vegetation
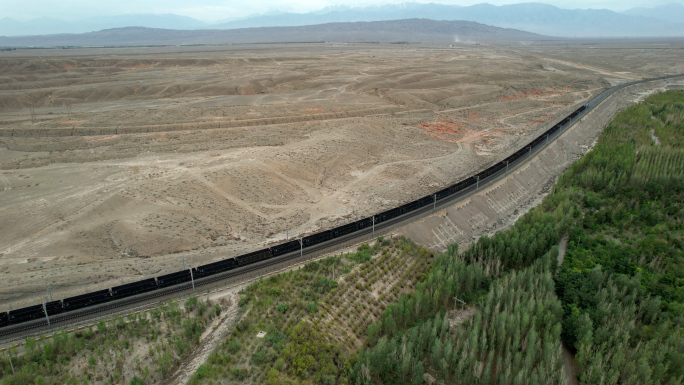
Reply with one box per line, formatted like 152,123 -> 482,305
188,237 -> 434,385
0,296 -> 226,385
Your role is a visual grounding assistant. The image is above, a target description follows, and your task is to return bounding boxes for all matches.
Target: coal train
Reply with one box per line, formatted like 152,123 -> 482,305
0,104 -> 587,330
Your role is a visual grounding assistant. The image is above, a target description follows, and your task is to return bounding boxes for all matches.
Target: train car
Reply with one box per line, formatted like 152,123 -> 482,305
357,217 -> 373,230
303,229 -> 334,248
504,145 -> 530,166
0,312 -> 8,328
528,136 -> 546,152
63,289 -> 112,311
476,161 -> 507,181
401,196 -> 434,213
7,304 -> 44,325
236,248 -> 272,266
156,270 -> 192,288
111,278 -> 158,299
330,221 -> 360,238
271,240 -> 301,257
375,196 -> 432,224
568,107 -> 584,119
374,206 -> 401,225
547,123 -> 563,136
435,178 -> 477,201
195,258 -> 239,278
44,300 -> 64,316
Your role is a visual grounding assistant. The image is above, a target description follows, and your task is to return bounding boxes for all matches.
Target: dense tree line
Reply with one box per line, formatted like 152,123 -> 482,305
353,251 -> 564,385
553,91 -> 684,384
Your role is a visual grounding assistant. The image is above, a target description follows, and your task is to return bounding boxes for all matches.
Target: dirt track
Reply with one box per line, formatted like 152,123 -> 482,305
1,40 -> 682,308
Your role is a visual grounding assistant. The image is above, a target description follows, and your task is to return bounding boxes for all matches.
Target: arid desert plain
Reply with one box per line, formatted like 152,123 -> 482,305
1,39 -> 683,308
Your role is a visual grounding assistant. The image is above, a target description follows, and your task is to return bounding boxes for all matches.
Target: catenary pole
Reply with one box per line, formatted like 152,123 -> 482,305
7,352 -> 14,375
42,301 -> 51,328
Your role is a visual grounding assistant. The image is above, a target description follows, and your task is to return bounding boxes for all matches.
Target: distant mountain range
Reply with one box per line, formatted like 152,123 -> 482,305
0,19 -> 548,47
0,14 -> 207,37
1,2 -> 684,39
210,3 -> 684,37
622,3 -> 684,25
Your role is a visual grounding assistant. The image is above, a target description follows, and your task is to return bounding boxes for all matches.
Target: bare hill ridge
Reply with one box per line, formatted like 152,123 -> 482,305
0,19 -> 550,47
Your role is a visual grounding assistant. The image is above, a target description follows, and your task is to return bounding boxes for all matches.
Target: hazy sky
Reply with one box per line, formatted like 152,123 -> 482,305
3,1 -> 682,22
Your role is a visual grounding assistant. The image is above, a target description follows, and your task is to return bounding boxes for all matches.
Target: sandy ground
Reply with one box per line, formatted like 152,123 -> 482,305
0,40 -> 682,309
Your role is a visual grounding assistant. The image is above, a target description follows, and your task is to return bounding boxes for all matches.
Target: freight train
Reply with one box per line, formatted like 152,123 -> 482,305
0,104 -> 587,330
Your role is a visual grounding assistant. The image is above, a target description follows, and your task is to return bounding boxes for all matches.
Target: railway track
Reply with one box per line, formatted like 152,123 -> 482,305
1,72 -> 681,346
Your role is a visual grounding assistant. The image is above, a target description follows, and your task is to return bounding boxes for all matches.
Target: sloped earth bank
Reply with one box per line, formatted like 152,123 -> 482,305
0,41 -> 681,309
400,77 -> 683,251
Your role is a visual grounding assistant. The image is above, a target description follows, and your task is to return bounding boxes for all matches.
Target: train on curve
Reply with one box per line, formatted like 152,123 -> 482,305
0,104 -> 587,329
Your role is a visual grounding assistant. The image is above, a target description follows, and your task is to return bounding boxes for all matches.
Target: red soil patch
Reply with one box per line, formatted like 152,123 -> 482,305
419,119 -> 505,144
418,119 -> 474,143
57,120 -> 89,127
467,112 -> 483,119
